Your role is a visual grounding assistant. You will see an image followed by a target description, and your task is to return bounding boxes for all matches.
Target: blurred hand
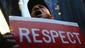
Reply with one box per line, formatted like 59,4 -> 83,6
0,32 -> 19,48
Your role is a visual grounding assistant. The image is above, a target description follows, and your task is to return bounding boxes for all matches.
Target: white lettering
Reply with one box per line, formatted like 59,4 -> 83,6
67,32 -> 76,44
32,28 -> 42,43
50,30 -> 58,43
73,32 -> 81,44
18,28 -> 82,44
42,30 -> 51,43
59,31 -> 69,44
19,28 -> 31,43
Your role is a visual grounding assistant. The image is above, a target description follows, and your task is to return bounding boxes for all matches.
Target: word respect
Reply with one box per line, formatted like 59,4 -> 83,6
19,28 -> 81,44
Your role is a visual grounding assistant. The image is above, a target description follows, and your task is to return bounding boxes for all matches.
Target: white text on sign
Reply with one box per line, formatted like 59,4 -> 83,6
19,28 -> 81,44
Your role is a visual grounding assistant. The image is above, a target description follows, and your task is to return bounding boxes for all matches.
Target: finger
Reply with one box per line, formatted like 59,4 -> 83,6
4,39 -> 17,48
3,32 -> 15,39
11,44 -> 20,48
3,35 -> 14,39
4,32 -> 14,35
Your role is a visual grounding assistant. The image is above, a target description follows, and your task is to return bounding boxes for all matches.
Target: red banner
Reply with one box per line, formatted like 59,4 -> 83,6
9,17 -> 85,48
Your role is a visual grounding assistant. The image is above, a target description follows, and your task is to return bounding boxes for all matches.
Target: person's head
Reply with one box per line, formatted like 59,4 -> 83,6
28,0 -> 54,19
31,4 -> 53,19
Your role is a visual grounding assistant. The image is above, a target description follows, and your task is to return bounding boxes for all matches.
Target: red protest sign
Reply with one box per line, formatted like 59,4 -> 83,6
9,17 -> 85,48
